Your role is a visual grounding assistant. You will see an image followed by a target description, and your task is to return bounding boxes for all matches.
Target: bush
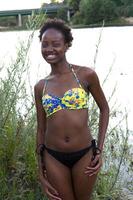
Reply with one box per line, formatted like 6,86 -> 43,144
57,7 -> 68,21
0,13 -> 47,200
117,4 -> 133,17
73,0 -> 118,25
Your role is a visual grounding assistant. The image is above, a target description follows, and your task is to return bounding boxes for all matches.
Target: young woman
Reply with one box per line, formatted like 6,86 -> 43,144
34,18 -> 109,200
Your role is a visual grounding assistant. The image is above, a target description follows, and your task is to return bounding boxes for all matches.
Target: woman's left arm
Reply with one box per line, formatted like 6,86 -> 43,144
88,70 -> 109,151
85,68 -> 109,176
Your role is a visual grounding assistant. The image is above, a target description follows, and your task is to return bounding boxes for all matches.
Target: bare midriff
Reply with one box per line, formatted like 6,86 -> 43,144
45,109 -> 93,152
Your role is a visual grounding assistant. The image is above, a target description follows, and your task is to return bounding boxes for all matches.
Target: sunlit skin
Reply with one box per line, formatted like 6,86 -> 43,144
34,28 -> 109,200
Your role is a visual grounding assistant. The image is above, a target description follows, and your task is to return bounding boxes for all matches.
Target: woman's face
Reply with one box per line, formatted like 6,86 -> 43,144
41,28 -> 68,64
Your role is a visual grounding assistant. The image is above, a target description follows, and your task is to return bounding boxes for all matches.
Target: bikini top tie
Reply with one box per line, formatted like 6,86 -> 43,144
42,65 -> 89,117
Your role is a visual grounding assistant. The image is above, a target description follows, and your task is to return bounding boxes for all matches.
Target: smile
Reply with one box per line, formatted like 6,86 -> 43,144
46,55 -> 56,59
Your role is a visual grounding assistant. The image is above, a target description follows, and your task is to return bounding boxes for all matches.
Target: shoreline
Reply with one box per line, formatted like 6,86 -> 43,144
0,17 -> 133,32
0,23 -> 133,32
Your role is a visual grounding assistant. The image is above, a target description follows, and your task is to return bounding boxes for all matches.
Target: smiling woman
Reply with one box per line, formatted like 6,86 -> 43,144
34,18 -> 109,200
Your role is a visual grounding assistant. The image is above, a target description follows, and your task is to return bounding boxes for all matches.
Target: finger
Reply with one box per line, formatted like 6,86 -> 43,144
84,164 -> 102,175
91,158 -> 99,165
48,185 -> 59,196
87,159 -> 102,168
91,156 -> 100,166
43,170 -> 47,178
84,167 -> 101,176
84,167 -> 101,174
47,190 -> 62,200
84,163 -> 102,174
44,180 -> 59,196
85,162 -> 101,170
89,168 -> 101,176
92,155 -> 99,162
41,180 -> 60,197
85,165 -> 101,173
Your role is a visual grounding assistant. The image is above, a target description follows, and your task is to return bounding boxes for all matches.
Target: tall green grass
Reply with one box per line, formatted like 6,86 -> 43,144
0,16 -> 132,200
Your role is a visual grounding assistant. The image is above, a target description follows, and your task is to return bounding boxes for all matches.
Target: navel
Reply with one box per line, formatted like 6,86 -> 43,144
64,136 -> 70,143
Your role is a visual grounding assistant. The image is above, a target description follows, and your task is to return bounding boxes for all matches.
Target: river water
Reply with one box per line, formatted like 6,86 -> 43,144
0,26 -> 133,135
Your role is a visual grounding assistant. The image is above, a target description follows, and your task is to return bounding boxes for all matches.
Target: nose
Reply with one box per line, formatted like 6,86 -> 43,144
44,45 -> 54,52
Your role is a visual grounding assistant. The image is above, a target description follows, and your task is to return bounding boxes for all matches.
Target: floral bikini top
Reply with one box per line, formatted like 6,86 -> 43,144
42,64 -> 89,117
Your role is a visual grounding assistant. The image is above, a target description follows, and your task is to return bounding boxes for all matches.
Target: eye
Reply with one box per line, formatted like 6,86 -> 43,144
52,42 -> 61,47
42,42 -> 48,48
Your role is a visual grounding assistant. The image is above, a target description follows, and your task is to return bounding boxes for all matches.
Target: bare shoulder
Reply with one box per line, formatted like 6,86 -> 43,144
34,78 -> 46,98
34,79 -> 44,91
73,65 -> 96,75
73,65 -> 99,86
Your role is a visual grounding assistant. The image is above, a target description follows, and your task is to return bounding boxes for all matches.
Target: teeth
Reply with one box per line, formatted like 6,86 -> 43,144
47,55 -> 56,59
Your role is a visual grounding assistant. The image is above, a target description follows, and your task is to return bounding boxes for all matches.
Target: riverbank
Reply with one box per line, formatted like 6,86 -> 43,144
0,17 -> 133,31
72,17 -> 133,28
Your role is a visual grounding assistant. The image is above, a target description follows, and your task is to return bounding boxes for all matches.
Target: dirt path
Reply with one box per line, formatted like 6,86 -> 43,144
123,17 -> 133,24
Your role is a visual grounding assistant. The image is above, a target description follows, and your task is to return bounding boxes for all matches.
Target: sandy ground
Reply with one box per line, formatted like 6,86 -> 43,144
0,26 -> 9,30
122,17 -> 133,24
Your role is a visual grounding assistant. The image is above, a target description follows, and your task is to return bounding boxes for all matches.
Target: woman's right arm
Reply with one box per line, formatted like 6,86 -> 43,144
34,81 -> 47,177
34,81 -> 62,200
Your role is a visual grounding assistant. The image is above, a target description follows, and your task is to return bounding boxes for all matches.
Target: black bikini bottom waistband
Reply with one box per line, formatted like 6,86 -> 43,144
44,140 -> 101,168
44,139 -> 97,155
38,139 -> 101,164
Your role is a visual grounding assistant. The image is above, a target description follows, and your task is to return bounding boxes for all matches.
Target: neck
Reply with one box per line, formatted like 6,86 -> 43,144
50,59 -> 71,75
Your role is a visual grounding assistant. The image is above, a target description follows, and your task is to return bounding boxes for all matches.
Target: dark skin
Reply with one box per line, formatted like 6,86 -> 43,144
34,28 -> 109,200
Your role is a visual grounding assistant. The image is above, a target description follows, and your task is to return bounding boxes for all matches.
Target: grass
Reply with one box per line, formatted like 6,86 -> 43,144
0,14 -> 132,200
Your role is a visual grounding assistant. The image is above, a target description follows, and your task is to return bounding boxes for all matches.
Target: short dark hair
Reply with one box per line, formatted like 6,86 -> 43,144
39,18 -> 73,47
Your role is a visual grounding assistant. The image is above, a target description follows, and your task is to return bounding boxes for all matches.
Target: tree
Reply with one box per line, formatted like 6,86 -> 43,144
63,0 -> 82,11
79,0 -> 117,24
68,0 -> 81,11
111,0 -> 123,6
51,0 -> 61,3
118,0 -> 133,6
112,0 -> 133,17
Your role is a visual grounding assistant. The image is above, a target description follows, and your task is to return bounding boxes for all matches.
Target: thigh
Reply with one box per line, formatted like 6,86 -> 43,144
72,149 -> 98,200
44,150 -> 76,200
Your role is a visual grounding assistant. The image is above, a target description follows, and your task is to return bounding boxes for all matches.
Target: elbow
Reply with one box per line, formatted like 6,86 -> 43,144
105,103 -> 110,114
100,102 -> 110,116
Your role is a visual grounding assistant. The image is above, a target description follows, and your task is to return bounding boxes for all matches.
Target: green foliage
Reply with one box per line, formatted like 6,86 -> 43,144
0,13 -> 47,200
0,16 -> 17,27
119,0 -> 133,6
117,4 -> 133,17
51,0 -> 58,3
0,9 -> 46,30
67,0 -> 82,11
111,0 -> 123,6
56,7 -> 68,21
67,0 -> 133,25
74,0 -> 118,25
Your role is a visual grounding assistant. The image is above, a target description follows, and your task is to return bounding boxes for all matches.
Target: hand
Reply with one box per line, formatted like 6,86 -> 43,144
84,154 -> 102,176
39,172 -> 62,200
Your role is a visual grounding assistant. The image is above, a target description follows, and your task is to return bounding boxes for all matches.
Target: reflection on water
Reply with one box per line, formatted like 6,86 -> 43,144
0,27 -> 133,134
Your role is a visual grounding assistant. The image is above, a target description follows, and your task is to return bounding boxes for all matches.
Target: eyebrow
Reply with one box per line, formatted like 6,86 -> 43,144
42,39 -> 63,44
43,39 -> 61,41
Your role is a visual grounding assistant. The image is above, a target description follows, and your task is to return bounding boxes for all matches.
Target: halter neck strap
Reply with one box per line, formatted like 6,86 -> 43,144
69,64 -> 82,88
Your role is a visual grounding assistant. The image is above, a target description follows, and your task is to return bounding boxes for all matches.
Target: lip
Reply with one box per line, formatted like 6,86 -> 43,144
46,55 -> 56,59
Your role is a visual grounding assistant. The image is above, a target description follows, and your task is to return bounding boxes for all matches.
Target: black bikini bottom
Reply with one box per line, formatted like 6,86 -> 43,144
44,139 -> 97,168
